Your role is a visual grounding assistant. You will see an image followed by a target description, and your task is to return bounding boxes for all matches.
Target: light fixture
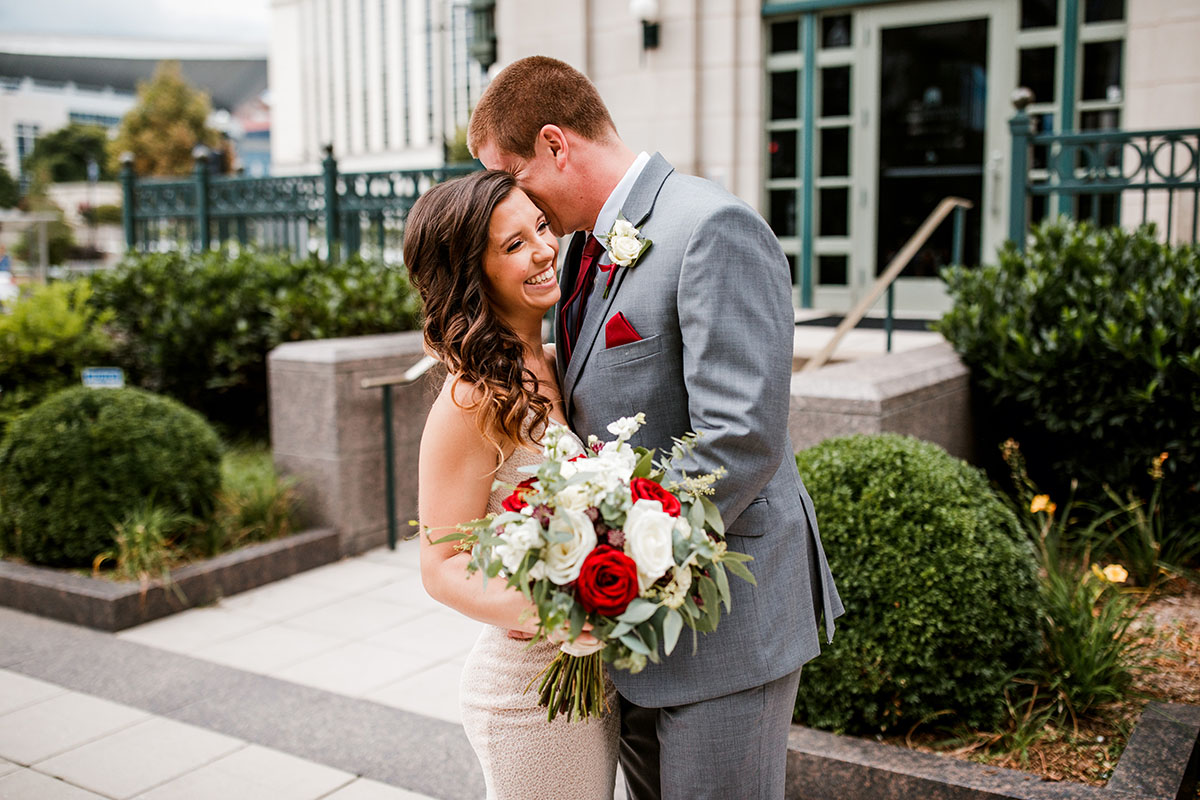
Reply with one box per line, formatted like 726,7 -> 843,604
629,0 -> 660,51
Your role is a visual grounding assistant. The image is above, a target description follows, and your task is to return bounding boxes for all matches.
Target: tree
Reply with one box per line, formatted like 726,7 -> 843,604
108,61 -> 223,177
24,123 -> 116,183
0,144 -> 19,208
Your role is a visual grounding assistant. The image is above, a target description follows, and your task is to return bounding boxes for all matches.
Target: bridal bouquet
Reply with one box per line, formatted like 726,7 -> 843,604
434,414 -> 755,722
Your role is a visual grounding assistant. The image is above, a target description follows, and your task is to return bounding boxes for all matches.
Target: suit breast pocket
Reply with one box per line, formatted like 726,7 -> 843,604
592,334 -> 663,370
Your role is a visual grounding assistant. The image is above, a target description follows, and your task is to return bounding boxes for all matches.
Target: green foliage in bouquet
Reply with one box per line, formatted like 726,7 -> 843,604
88,250 -> 422,436
934,219 -> 1200,528
0,280 -> 114,436
793,434 -> 1041,735
0,386 -> 222,567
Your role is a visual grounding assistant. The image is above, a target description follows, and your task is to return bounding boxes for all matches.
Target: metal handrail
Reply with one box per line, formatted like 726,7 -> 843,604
361,355 -> 439,549
800,197 -> 972,373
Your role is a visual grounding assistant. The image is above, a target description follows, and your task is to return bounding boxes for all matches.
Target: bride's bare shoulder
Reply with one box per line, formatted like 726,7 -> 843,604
424,375 -> 486,447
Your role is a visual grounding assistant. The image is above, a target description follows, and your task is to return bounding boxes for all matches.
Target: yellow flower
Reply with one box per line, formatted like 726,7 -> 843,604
1029,494 -> 1056,514
1101,564 -> 1128,583
1092,563 -> 1129,583
1150,452 -> 1168,481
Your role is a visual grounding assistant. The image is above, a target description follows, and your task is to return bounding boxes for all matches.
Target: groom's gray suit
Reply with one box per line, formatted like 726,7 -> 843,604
557,153 -> 843,799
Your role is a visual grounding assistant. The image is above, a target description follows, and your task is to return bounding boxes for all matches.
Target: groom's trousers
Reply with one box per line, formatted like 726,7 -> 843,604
618,667 -> 802,800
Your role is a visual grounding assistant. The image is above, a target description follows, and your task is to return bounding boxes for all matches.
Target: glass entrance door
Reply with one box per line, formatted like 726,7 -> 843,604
852,0 -> 1014,315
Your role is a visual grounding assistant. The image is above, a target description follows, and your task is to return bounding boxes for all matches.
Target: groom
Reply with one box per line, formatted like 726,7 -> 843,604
468,56 -> 842,799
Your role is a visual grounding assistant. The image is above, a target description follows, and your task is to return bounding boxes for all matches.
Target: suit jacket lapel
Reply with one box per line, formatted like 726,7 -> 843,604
555,231 -> 588,385
562,153 -> 675,405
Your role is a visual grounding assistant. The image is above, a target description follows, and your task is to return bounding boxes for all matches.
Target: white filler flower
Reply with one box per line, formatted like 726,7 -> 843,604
495,517 -> 544,573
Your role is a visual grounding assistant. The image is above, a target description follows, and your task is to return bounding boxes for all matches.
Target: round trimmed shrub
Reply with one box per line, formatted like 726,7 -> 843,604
0,387 -> 222,567
794,434 -> 1041,735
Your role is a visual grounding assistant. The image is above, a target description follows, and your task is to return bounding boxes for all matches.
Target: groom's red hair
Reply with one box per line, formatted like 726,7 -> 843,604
468,56 -> 617,159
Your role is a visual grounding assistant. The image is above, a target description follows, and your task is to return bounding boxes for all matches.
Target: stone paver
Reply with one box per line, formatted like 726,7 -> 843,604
274,640 -> 439,697
323,777 -> 440,800
197,621 -> 346,674
0,691 -> 149,765
362,610 -> 482,658
133,743 -> 356,800
280,595 -> 423,641
0,768 -> 110,799
0,670 -> 67,716
36,716 -> 244,799
115,606 -> 267,655
364,660 -> 467,724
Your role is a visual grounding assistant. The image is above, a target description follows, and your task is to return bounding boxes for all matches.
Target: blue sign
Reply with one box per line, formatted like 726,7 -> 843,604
82,367 -> 125,389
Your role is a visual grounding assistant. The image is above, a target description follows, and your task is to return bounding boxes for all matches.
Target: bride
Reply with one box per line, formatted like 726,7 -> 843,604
403,169 -> 620,799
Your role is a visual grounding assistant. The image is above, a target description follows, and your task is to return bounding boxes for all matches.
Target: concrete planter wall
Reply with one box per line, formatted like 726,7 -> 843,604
268,331 -> 440,556
786,702 -> 1200,800
0,528 -> 339,632
789,342 -> 974,462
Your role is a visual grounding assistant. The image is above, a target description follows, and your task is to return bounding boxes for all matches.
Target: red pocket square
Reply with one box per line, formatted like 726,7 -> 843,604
605,312 -> 642,349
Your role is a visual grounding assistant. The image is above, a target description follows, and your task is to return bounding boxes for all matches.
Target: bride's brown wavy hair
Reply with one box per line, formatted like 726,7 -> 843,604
403,169 -> 553,456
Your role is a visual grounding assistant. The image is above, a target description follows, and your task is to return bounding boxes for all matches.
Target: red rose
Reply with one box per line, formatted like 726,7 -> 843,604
575,545 -> 640,617
630,477 -> 682,517
501,477 -> 537,513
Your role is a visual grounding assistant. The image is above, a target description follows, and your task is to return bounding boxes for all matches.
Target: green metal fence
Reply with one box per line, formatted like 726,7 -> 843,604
1009,98 -> 1200,250
120,145 -> 479,260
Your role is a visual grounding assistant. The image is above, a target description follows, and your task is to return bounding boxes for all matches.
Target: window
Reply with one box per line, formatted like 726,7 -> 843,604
15,122 -> 39,177
68,112 -> 121,129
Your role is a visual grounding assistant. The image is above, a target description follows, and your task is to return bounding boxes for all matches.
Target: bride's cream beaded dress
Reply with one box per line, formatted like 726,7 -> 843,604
458,436 -> 620,800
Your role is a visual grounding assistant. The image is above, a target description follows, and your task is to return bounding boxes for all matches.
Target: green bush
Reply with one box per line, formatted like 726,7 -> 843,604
793,434 -> 1041,735
0,386 -> 222,567
88,250 -> 421,436
0,281 -> 113,435
935,220 -> 1200,519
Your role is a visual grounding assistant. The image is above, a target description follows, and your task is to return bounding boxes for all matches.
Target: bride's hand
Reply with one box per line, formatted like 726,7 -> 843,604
506,629 -> 534,640
548,626 -> 604,657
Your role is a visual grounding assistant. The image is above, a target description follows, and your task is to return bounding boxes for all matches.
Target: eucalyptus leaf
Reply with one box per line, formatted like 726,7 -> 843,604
619,633 -> 651,656
663,608 -> 684,655
617,598 -> 659,625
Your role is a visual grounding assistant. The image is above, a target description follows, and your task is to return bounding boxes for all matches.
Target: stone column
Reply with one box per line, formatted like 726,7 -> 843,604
268,332 -> 440,556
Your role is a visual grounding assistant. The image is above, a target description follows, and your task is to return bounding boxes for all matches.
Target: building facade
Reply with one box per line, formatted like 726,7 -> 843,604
493,0 -> 1200,314
269,0 -> 487,175
0,77 -> 134,185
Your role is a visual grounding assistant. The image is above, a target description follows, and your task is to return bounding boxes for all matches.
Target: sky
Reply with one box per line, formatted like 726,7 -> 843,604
0,0 -> 270,45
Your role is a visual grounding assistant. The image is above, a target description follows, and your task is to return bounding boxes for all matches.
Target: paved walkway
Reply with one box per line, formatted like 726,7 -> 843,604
0,537 -> 493,800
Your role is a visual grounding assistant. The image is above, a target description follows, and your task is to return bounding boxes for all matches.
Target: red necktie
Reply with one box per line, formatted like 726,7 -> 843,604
561,234 -> 605,364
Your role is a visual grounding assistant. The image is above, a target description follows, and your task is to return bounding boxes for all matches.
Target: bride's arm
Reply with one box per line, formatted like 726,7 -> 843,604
417,381 -> 540,633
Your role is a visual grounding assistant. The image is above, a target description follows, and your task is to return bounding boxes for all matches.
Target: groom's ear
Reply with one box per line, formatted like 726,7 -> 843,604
537,125 -> 570,168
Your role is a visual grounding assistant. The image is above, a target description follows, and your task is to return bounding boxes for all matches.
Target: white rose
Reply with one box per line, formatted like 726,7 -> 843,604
494,518 -> 544,573
607,221 -> 643,266
543,507 -> 597,585
624,499 -> 678,591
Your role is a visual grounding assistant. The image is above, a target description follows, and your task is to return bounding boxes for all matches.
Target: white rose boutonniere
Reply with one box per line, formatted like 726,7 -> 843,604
598,214 -> 652,298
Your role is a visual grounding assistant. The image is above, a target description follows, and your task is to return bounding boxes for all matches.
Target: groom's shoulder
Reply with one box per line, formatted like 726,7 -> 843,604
659,171 -> 770,235
664,171 -> 759,216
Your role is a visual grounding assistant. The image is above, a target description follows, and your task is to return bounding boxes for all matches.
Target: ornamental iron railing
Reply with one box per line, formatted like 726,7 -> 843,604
1009,91 -> 1200,249
120,145 -> 479,261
